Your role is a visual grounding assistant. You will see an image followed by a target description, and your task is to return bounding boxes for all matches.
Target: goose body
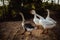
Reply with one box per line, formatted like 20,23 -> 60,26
45,9 -> 56,28
31,10 -> 40,25
24,24 -> 35,31
39,9 -> 56,29
39,19 -> 56,29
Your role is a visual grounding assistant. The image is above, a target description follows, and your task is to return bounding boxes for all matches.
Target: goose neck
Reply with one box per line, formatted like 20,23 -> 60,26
19,12 -> 25,26
47,9 -> 50,17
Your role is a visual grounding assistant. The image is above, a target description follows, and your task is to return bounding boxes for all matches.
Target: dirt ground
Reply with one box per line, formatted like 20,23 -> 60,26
0,20 -> 57,40
0,10 -> 60,40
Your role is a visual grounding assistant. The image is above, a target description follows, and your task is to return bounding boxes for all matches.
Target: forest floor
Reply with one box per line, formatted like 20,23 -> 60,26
0,10 -> 60,40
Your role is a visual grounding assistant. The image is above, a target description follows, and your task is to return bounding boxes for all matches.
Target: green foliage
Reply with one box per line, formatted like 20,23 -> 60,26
11,10 -> 16,17
0,0 -> 60,19
42,2 -> 60,12
0,7 -> 3,17
0,10 -> 3,17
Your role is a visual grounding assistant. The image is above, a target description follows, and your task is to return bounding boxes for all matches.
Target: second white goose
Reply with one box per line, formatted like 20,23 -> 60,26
46,9 -> 56,24
31,10 -> 40,25
39,9 -> 56,29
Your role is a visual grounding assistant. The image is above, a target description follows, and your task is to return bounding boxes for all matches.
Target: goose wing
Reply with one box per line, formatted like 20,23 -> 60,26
40,19 -> 56,29
46,17 -> 56,23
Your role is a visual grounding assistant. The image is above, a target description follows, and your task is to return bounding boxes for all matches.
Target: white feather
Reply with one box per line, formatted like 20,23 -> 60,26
31,10 -> 40,25
31,9 -> 56,29
39,9 -> 56,29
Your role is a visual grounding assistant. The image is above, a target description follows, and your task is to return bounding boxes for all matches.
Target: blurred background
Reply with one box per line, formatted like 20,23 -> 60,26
0,0 -> 60,21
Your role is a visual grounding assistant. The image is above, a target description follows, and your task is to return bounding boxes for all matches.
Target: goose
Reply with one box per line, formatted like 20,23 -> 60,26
31,10 -> 40,25
46,9 -> 56,24
19,12 -> 36,32
39,9 -> 56,29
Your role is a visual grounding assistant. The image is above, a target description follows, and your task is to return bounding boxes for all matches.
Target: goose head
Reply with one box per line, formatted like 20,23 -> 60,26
30,10 -> 36,15
30,10 -> 41,25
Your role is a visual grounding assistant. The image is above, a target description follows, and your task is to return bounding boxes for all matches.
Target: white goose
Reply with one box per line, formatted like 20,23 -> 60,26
46,9 -> 56,24
39,9 -> 56,29
31,10 -> 46,26
31,10 -> 41,25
